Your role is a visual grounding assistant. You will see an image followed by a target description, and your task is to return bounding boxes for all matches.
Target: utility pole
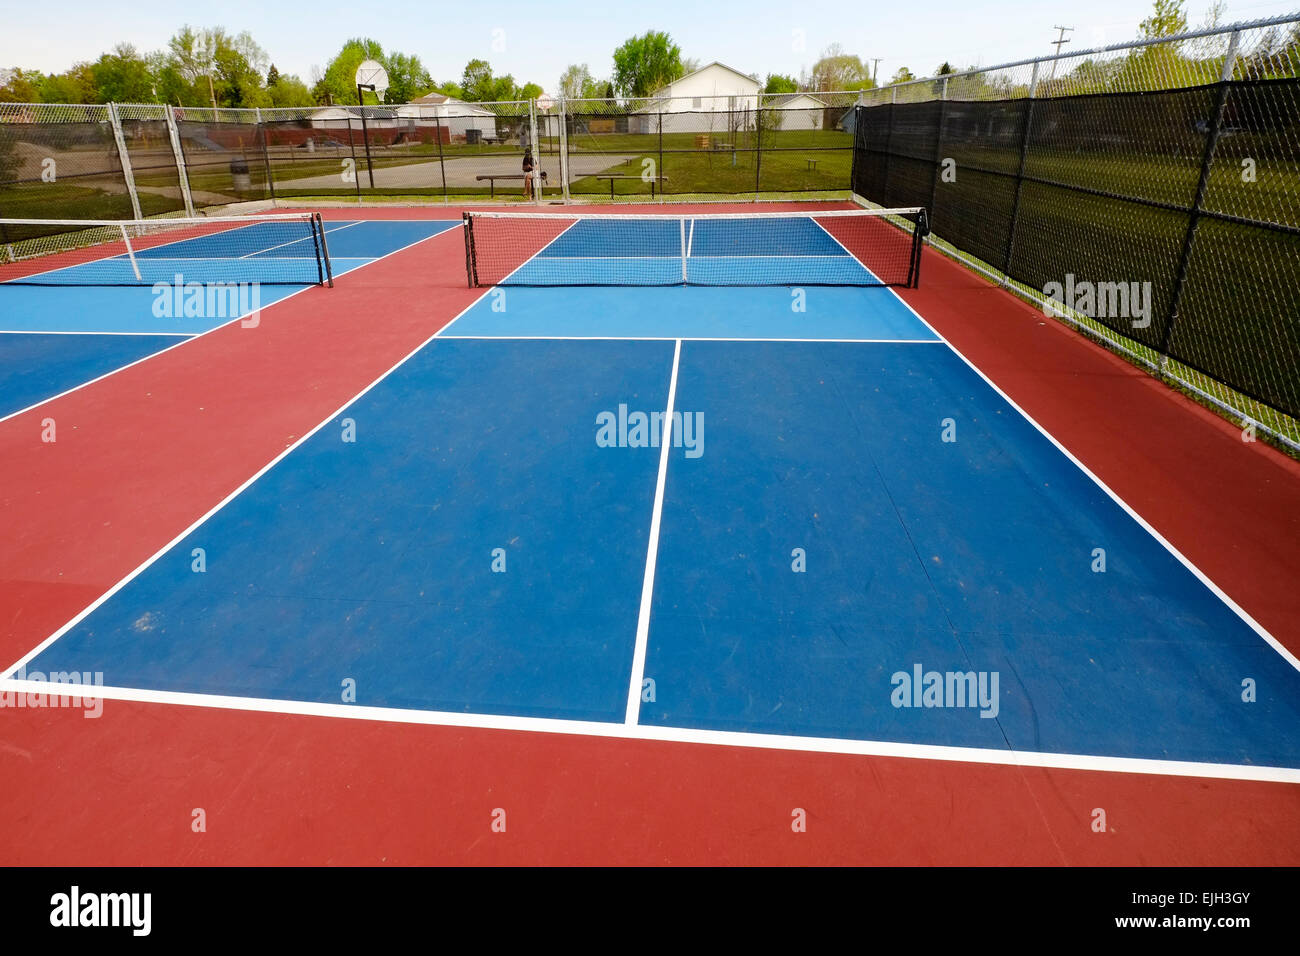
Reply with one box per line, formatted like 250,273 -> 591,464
871,58 -> 882,85
1049,26 -> 1074,80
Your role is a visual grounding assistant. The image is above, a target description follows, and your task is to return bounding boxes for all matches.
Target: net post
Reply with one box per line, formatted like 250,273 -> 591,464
313,213 -> 333,287
119,223 -> 142,281
165,106 -> 196,217
108,103 -> 144,221
463,213 -> 477,287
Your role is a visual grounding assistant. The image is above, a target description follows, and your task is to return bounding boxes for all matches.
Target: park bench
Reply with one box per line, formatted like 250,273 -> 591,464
592,175 -> 670,199
475,171 -> 548,197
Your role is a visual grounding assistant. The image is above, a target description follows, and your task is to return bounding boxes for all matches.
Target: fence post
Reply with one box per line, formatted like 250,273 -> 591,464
1160,29 -> 1241,366
345,112 -> 363,204
927,77 -> 949,225
558,99 -> 571,202
658,109 -> 664,199
107,103 -> 143,220
434,105 -> 449,203
1000,59 -> 1041,283
754,96 -> 763,199
256,107 -> 277,207
165,105 -> 196,217
528,100 -> 541,202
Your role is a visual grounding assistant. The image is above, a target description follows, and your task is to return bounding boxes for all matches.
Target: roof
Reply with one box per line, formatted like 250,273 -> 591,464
649,61 -> 761,97
766,92 -> 826,107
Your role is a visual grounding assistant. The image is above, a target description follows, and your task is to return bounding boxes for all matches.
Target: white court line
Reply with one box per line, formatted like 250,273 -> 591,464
826,220 -> 1300,676
0,224 -> 461,428
0,677 -> 1296,784
0,329 -> 192,337
237,219 -> 363,258
437,335 -> 944,344
626,338 -> 682,725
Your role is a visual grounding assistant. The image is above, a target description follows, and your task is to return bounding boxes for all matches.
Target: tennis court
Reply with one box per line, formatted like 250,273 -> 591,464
1,202 -> 1298,865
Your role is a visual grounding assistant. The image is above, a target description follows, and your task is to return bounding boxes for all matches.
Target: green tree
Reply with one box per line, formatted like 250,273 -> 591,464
266,73 -> 314,107
317,37 -> 385,105
40,64 -> 97,103
611,31 -> 684,97
383,52 -> 432,103
267,64 -> 282,87
91,44 -> 155,102
809,45 -> 871,90
890,66 -> 915,84
559,63 -> 604,100
1139,0 -> 1188,39
0,68 -> 45,101
461,58 -> 495,100
764,73 -> 798,94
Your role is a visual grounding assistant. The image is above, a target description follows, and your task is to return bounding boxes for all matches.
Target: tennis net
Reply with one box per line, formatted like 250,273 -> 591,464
463,207 -> 928,288
0,213 -> 333,286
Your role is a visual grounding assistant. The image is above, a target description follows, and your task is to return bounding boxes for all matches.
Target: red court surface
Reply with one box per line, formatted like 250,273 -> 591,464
1,203 -> 1297,865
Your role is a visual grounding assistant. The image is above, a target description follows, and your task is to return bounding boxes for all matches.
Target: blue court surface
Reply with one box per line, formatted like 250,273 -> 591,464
18,274 -> 1300,769
506,216 -> 884,286
0,219 -> 459,419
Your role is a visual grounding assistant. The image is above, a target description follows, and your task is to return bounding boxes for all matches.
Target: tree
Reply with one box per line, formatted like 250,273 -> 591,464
808,45 -> 871,91
267,64 -> 281,87
461,59 -> 494,100
1139,0 -> 1188,39
317,37 -> 385,105
40,67 -> 95,104
764,73 -> 798,94
890,66 -> 916,84
611,31 -> 684,97
266,73 -> 314,107
383,52 -> 432,103
936,62 -> 955,75
0,68 -> 45,101
559,63 -> 604,101
91,44 -> 155,103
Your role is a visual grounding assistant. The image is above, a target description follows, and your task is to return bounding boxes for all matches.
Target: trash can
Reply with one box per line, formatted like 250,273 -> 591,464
466,128 -> 482,145
230,156 -> 251,192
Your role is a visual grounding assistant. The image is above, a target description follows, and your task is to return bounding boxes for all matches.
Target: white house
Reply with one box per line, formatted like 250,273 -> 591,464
632,62 -> 761,134
764,93 -> 826,130
403,92 -> 500,143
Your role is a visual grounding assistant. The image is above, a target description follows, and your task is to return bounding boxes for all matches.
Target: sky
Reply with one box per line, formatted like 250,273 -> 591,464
1,0 -> 1297,93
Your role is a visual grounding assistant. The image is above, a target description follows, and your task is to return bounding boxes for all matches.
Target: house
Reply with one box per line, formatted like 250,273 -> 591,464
764,92 -> 826,130
632,61 -> 761,134
402,92 -> 501,143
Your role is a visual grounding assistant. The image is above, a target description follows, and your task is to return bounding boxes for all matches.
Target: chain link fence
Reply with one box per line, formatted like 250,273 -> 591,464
852,13 -> 1300,452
